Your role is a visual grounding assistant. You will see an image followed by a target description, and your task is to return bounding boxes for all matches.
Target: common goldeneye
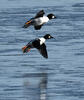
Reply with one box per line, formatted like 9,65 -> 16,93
23,10 -> 56,30
22,34 -> 54,58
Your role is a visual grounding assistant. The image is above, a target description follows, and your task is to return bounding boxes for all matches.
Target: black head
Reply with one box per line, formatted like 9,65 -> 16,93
44,34 -> 54,39
47,14 -> 56,19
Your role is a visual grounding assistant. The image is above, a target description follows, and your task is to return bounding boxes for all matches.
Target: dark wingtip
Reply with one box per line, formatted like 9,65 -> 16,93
40,10 -> 45,13
41,10 -> 44,12
44,56 -> 48,59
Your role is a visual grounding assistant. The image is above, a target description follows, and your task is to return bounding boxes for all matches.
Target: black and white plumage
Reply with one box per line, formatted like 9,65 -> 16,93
22,34 -> 54,58
23,10 -> 56,30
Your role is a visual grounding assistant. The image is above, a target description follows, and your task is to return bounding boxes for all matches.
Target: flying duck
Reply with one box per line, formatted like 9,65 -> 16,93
22,34 -> 54,58
23,10 -> 56,30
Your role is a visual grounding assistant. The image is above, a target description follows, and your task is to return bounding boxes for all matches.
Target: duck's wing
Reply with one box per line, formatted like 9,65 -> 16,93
35,10 -> 45,18
38,43 -> 48,59
34,25 -> 42,30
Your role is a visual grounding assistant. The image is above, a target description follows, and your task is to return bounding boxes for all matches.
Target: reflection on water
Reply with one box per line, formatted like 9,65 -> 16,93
39,73 -> 47,100
23,73 -> 48,100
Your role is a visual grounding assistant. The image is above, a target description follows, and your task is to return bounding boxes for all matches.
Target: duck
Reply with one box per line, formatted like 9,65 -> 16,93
22,34 -> 54,58
23,10 -> 56,30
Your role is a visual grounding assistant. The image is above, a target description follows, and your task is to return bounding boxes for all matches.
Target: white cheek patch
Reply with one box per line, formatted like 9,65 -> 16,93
52,16 -> 55,18
48,36 -> 50,38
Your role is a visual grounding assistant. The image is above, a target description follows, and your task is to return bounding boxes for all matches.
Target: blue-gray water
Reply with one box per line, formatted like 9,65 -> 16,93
0,0 -> 84,100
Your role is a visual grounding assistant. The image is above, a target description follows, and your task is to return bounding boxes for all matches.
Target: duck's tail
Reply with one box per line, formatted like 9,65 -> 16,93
22,45 -> 31,53
23,19 -> 32,28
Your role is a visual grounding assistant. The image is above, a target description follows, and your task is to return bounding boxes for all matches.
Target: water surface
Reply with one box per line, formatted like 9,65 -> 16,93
0,0 -> 84,100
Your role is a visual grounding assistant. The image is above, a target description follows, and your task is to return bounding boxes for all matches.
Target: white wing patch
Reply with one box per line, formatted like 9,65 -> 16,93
39,38 -> 45,45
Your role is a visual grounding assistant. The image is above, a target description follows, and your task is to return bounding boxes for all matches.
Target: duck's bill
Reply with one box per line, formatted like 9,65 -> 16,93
51,36 -> 55,39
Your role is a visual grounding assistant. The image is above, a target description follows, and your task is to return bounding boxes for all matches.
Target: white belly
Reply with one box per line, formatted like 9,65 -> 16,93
39,38 -> 45,45
34,16 -> 49,25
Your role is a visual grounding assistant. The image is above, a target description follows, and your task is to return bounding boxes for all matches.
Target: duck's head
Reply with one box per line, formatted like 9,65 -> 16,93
44,34 -> 54,39
47,14 -> 56,20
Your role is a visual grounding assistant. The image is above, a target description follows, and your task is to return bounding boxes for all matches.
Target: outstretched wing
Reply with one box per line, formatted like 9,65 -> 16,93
38,43 -> 48,59
35,10 -> 45,18
34,25 -> 42,30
